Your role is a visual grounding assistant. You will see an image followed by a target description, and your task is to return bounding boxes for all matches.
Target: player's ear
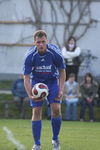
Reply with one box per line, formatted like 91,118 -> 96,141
34,40 -> 36,45
46,39 -> 48,44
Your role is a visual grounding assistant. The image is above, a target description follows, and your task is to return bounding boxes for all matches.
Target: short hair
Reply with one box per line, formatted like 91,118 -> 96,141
33,30 -> 47,40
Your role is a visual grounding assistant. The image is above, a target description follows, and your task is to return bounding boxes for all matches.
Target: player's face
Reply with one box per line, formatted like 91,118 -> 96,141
34,36 -> 48,54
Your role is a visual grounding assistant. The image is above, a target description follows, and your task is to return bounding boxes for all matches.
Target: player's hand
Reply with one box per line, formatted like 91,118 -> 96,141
55,90 -> 63,101
29,95 -> 44,101
29,95 -> 35,100
33,97 -> 45,101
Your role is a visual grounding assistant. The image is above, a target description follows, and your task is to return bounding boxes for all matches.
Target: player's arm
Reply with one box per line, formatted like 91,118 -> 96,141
24,75 -> 45,101
24,75 -> 34,99
57,69 -> 66,100
23,50 -> 34,99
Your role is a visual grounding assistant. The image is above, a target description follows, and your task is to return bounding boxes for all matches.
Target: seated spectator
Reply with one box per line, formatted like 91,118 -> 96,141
97,83 -> 100,106
12,74 -> 29,119
80,73 -> 98,122
63,73 -> 80,121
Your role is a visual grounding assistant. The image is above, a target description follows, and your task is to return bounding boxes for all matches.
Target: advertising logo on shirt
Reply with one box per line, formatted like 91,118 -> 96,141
35,65 -> 52,73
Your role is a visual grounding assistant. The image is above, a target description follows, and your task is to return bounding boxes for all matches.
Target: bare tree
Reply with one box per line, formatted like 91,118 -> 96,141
29,0 -> 43,30
17,0 -> 99,47
47,0 -> 96,46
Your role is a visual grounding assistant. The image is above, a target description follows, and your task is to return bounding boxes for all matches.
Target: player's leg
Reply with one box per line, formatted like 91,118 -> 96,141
50,102 -> 61,150
51,103 -> 62,141
32,107 -> 42,145
47,80 -> 61,149
30,100 -> 43,150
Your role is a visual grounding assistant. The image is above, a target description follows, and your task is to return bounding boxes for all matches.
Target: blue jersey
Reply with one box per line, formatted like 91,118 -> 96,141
23,44 -> 65,82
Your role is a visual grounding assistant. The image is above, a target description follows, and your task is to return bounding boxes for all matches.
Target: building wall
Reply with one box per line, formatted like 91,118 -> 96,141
0,0 -> 100,78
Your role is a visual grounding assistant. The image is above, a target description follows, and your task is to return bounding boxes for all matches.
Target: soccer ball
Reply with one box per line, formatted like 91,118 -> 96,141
32,83 -> 49,100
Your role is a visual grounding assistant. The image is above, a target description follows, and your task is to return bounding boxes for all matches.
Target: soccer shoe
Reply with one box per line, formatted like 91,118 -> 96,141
52,140 -> 60,150
32,144 -> 41,150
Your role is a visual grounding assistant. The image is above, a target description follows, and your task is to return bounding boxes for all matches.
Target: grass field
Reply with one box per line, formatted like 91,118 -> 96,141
0,119 -> 100,150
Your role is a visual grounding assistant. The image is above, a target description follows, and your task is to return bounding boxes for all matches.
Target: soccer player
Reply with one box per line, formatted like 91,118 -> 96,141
23,30 -> 66,150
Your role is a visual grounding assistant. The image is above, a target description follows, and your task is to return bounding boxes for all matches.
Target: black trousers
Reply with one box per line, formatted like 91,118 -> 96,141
80,100 -> 94,120
65,65 -> 79,81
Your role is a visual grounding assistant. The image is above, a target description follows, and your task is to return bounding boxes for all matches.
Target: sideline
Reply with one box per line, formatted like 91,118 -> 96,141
3,126 -> 26,150
0,90 -> 11,94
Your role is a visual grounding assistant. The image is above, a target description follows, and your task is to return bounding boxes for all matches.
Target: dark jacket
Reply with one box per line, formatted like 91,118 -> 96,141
80,81 -> 98,100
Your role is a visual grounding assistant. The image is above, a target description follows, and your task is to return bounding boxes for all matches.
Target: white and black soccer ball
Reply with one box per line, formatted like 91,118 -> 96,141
32,83 -> 49,100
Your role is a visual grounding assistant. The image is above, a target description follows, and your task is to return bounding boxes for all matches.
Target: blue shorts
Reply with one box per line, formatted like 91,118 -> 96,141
30,79 -> 61,108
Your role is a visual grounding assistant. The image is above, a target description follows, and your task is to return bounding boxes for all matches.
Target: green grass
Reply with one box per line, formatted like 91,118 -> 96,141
0,94 -> 13,101
0,120 -> 100,150
0,80 -> 12,90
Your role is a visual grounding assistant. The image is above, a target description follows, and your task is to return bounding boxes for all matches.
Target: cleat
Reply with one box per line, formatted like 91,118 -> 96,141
52,140 -> 60,150
32,144 -> 41,150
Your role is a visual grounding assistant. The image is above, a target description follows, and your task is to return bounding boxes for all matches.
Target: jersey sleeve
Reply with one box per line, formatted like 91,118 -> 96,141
48,44 -> 66,69
55,53 -> 66,69
53,45 -> 66,69
23,53 -> 33,75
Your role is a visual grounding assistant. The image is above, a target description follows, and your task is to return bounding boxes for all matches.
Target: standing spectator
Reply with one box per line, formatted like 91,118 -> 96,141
62,36 -> 81,81
80,73 -> 98,122
63,73 -> 79,121
12,74 -> 28,119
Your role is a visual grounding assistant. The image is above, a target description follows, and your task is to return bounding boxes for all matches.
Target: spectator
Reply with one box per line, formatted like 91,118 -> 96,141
63,73 -> 80,121
12,74 -> 29,119
62,36 -> 81,81
80,73 -> 98,122
97,83 -> 100,106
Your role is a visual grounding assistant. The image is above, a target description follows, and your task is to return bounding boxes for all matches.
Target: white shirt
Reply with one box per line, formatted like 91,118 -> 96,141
62,46 -> 81,59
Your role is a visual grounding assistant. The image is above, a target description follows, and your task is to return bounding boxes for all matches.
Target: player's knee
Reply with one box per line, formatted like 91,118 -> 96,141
51,103 -> 61,117
52,107 -> 61,117
32,107 -> 42,120
53,111 -> 60,117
